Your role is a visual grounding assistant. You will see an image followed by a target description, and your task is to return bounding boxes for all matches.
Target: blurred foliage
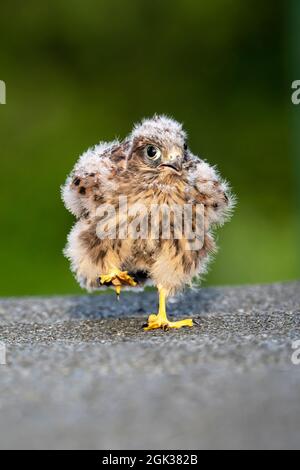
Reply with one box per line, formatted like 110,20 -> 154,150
0,0 -> 299,296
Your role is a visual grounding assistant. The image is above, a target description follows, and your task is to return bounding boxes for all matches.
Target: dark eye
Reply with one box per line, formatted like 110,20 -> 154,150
184,142 -> 188,151
145,145 -> 161,160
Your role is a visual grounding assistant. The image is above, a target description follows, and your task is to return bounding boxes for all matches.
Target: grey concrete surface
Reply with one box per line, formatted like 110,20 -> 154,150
0,282 -> 299,449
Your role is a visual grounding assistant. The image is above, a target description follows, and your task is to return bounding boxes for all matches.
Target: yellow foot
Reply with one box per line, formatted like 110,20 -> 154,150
144,313 -> 193,331
99,270 -> 137,297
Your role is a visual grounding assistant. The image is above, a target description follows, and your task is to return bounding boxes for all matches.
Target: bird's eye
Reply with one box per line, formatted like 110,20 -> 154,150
145,145 -> 161,160
184,142 -> 188,151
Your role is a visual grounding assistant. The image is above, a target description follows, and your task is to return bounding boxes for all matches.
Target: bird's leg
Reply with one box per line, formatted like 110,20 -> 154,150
144,286 -> 193,331
99,270 -> 137,298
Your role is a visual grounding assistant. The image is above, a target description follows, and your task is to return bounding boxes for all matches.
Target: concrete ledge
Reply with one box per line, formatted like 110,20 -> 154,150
0,282 -> 299,449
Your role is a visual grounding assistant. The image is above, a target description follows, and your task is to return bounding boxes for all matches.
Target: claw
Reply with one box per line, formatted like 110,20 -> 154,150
144,287 -> 193,331
99,270 -> 137,298
144,313 -> 193,331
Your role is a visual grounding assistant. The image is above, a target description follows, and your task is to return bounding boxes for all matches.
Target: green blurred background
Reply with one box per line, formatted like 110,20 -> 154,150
0,0 -> 299,296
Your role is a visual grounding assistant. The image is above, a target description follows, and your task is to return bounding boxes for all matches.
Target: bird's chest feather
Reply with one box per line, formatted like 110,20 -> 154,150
116,175 -> 199,263
122,174 -> 191,208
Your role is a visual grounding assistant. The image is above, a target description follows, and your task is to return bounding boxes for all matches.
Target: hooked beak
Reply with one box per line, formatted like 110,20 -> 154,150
159,148 -> 182,172
160,162 -> 181,172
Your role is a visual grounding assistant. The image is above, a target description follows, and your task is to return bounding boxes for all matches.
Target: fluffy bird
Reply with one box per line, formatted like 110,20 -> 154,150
62,115 -> 234,330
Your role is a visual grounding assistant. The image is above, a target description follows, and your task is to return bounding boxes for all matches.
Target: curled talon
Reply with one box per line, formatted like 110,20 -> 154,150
99,270 -> 137,297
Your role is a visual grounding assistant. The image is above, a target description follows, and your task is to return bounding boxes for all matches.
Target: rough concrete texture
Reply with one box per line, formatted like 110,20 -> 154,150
0,282 -> 299,450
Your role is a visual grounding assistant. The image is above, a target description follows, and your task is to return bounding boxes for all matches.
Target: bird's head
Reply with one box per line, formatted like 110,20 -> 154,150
127,115 -> 188,175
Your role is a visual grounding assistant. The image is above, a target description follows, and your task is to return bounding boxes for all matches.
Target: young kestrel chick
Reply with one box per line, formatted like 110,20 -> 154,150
62,115 -> 234,330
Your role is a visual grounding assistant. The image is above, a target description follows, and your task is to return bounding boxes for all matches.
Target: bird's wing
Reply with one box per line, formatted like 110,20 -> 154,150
62,140 -> 128,218
185,154 -> 235,229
